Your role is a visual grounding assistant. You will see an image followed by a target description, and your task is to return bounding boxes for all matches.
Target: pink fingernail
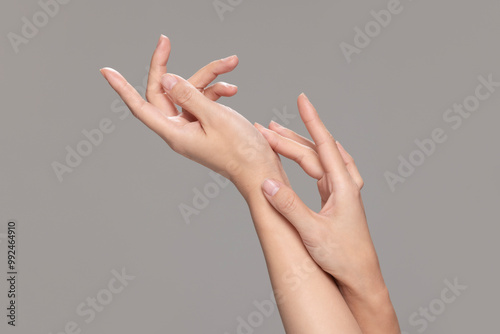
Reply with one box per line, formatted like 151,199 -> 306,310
223,55 -> 236,62
270,120 -> 283,129
162,74 -> 178,91
262,179 -> 280,196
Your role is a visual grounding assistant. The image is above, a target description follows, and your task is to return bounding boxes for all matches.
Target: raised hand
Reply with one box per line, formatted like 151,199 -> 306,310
100,35 -> 284,195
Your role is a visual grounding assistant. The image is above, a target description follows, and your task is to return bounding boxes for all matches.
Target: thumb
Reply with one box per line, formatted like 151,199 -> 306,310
262,179 -> 315,234
161,73 -> 218,124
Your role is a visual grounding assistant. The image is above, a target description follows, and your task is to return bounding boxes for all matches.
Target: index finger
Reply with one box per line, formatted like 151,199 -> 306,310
101,67 -> 178,140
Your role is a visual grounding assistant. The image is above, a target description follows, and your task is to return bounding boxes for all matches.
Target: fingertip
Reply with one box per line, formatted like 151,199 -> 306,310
222,82 -> 238,90
100,67 -> 119,75
255,123 -> 273,139
100,67 -> 124,86
211,82 -> 238,98
157,34 -> 170,47
335,141 -> 348,154
99,67 -> 111,76
226,54 -> 239,64
262,178 -> 280,197
221,55 -> 239,70
258,126 -> 274,141
298,92 -> 312,106
269,120 -> 283,130
161,73 -> 180,91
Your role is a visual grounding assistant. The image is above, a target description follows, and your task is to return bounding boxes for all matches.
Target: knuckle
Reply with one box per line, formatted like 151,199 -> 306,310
305,147 -> 318,160
145,90 -> 153,102
293,149 -> 308,165
278,191 -> 298,214
348,185 -> 362,200
134,100 -> 147,119
175,86 -> 194,105
209,59 -> 220,68
205,60 -> 220,75
336,181 -> 360,199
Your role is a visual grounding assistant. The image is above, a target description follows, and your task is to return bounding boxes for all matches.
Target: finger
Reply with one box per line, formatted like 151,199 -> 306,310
145,35 -> 178,115
188,55 -> 239,89
203,82 -> 238,101
161,74 -> 219,124
255,123 -> 324,179
335,141 -> 364,189
268,120 -> 316,150
298,94 -> 350,185
180,82 -> 237,121
261,179 -> 317,235
100,68 -> 178,140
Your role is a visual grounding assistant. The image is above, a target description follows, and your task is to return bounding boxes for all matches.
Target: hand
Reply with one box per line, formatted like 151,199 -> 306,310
256,94 -> 385,295
100,35 -> 284,195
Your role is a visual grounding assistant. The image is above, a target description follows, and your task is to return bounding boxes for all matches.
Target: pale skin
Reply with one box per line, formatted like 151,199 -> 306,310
256,104 -> 400,334
100,35 -> 400,333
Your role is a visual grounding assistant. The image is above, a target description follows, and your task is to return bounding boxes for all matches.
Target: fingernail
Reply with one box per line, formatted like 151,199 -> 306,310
300,92 -> 310,102
254,122 -> 264,130
262,179 -> 280,196
100,67 -> 120,83
223,55 -> 236,62
223,82 -> 237,88
162,74 -> 178,91
270,120 -> 283,129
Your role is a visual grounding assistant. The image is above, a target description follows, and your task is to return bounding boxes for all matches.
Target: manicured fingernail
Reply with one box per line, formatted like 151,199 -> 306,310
223,55 -> 236,62
262,179 -> 280,196
100,68 -> 121,83
270,120 -> 283,129
162,74 -> 178,91
254,122 -> 264,129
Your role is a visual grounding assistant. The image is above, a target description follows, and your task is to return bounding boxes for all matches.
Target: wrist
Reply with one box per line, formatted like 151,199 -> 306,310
339,282 -> 400,334
234,168 -> 286,203
230,156 -> 287,202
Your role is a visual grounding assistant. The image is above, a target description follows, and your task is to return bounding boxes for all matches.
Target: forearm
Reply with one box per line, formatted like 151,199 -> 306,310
339,275 -> 401,334
236,171 -> 362,334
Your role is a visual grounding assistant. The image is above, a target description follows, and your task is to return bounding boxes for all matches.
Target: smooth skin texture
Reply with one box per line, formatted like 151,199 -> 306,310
101,36 -> 363,333
101,36 -> 282,195
256,94 -> 400,334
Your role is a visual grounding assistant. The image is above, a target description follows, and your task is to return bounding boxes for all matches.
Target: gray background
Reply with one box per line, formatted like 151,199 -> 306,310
1,0 -> 499,333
